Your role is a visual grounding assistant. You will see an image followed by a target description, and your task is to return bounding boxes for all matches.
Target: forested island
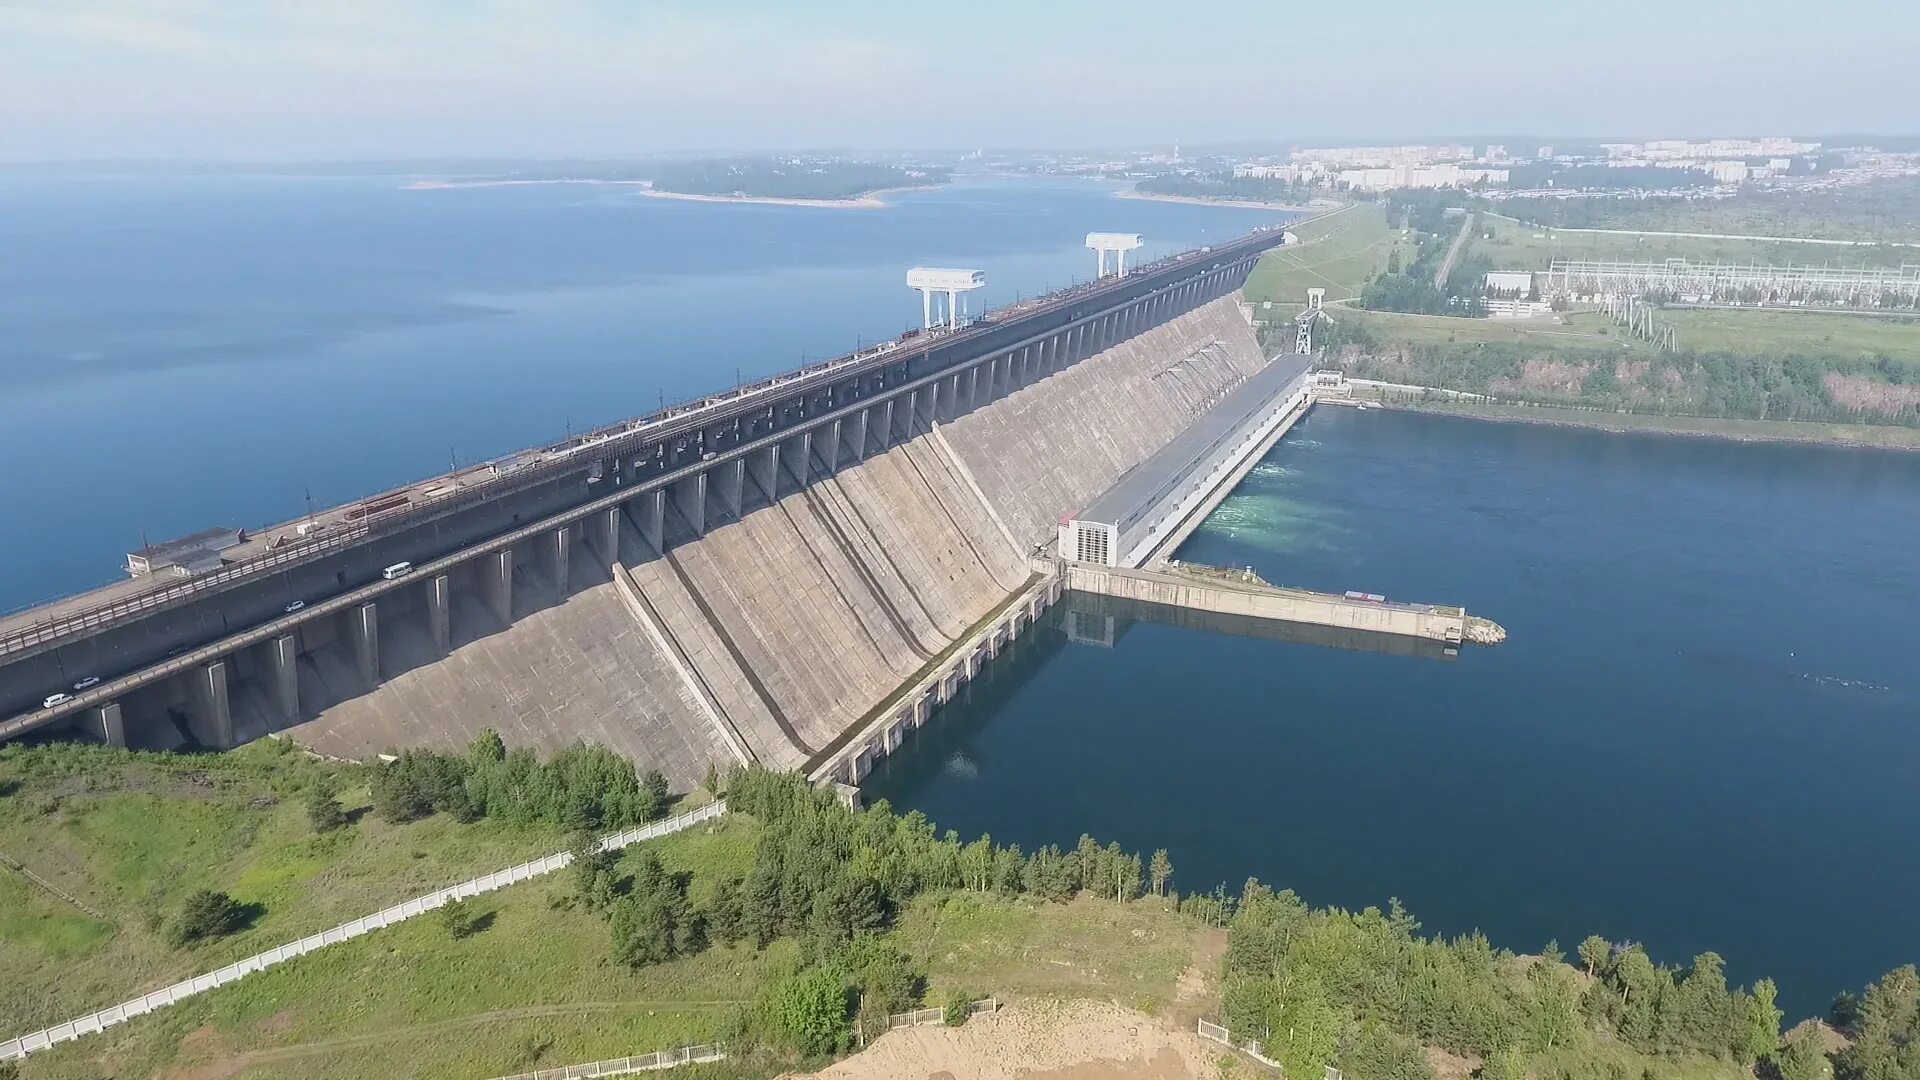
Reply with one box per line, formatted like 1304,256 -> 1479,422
1133,171 -> 1316,205
647,157 -> 949,203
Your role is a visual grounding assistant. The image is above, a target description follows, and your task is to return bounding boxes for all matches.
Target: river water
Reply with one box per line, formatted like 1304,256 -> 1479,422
866,406 -> 1920,1019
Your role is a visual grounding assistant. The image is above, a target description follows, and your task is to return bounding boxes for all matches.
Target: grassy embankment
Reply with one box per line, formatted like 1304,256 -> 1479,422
1241,201 -> 1920,437
1242,200 -> 1408,312
4,746 -> 1810,1080
1,746 -> 1200,1080
0,742 -> 592,1040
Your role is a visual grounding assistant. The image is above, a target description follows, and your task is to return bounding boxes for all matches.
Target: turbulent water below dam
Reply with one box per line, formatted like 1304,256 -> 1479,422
867,406 -> 1920,1020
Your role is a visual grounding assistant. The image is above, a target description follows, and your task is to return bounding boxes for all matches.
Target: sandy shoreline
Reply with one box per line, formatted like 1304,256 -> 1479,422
1114,188 -> 1325,212
402,178 -> 650,191
406,177 -> 936,208
638,188 -> 882,209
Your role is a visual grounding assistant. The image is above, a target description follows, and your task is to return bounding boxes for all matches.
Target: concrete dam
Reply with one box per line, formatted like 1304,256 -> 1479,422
0,230 -> 1290,787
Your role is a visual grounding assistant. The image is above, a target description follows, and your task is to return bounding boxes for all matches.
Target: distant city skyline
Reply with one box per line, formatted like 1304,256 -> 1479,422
3,0 -> 1917,161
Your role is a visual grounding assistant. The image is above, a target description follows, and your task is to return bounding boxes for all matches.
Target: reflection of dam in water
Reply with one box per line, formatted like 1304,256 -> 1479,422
1060,592 -> 1459,662
861,586 -> 1462,795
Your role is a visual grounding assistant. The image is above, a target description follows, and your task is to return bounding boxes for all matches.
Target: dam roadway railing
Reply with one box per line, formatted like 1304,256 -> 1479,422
0,227 -> 1288,662
0,800 -> 727,1062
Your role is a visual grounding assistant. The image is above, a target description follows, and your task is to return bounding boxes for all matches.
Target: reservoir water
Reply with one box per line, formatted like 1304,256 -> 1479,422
866,406 -> 1920,1019
5,173 -> 1916,1020
0,172 -> 1287,612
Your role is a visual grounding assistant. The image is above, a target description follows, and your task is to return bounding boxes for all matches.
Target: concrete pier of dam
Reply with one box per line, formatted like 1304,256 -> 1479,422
1059,592 -> 1465,662
0,227 -> 1287,788
1065,562 -> 1505,647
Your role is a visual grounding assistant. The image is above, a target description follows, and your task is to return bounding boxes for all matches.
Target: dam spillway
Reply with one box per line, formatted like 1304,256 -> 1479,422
0,230 -> 1284,786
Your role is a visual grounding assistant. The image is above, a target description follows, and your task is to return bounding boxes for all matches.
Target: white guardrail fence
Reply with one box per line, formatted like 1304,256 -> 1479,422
488,1042 -> 727,1080
0,800 -> 728,1062
1197,1018 -> 1346,1080
885,997 -> 1000,1031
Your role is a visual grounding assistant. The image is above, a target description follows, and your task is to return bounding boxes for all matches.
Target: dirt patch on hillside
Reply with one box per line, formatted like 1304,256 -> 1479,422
1824,372 -> 1920,416
1491,358 -> 1589,396
1168,928 -> 1227,1028
1426,1044 -> 1480,1080
794,999 -> 1223,1080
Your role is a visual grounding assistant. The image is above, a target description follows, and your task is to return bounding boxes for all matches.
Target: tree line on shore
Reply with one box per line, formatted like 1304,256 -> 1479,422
538,762 -> 1914,1080
364,730 -> 672,829
1317,320 -> 1919,427
551,765 -> 1185,1055
11,740 -> 1911,1078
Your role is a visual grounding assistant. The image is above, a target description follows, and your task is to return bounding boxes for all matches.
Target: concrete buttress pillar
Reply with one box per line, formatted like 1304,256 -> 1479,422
639,488 -> 666,552
590,507 -> 620,568
551,526 -> 572,596
752,444 -> 779,503
90,702 -> 126,747
190,659 -> 233,749
845,408 -> 868,463
428,573 -> 452,651
672,472 -> 707,536
350,602 -> 380,686
719,458 -> 745,519
268,633 -> 299,721
482,549 -> 513,624
823,419 -> 844,472
785,431 -> 813,488
877,398 -> 896,450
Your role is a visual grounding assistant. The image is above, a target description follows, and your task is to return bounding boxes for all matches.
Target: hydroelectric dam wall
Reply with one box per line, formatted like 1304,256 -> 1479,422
0,231 -> 1281,787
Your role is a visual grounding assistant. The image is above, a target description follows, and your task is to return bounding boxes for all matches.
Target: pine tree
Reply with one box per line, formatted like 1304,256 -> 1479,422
1579,935 -> 1612,979
305,788 -> 348,833
1149,849 -> 1173,896
1742,978 -> 1783,1064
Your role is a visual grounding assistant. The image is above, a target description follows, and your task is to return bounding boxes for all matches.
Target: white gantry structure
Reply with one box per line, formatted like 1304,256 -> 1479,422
906,267 -> 987,329
1086,232 -> 1144,278
1542,258 -> 1920,309
1296,288 -> 1326,354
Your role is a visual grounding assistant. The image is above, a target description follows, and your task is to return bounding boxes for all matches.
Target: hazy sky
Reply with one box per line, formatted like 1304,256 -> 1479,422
3,0 -> 1916,160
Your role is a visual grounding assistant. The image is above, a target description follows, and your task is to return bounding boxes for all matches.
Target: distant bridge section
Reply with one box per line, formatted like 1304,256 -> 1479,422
1,226 -> 1288,748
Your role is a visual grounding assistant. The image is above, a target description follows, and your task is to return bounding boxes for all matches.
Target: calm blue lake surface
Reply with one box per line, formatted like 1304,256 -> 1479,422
867,406 -> 1920,1020
0,173 -> 1289,611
